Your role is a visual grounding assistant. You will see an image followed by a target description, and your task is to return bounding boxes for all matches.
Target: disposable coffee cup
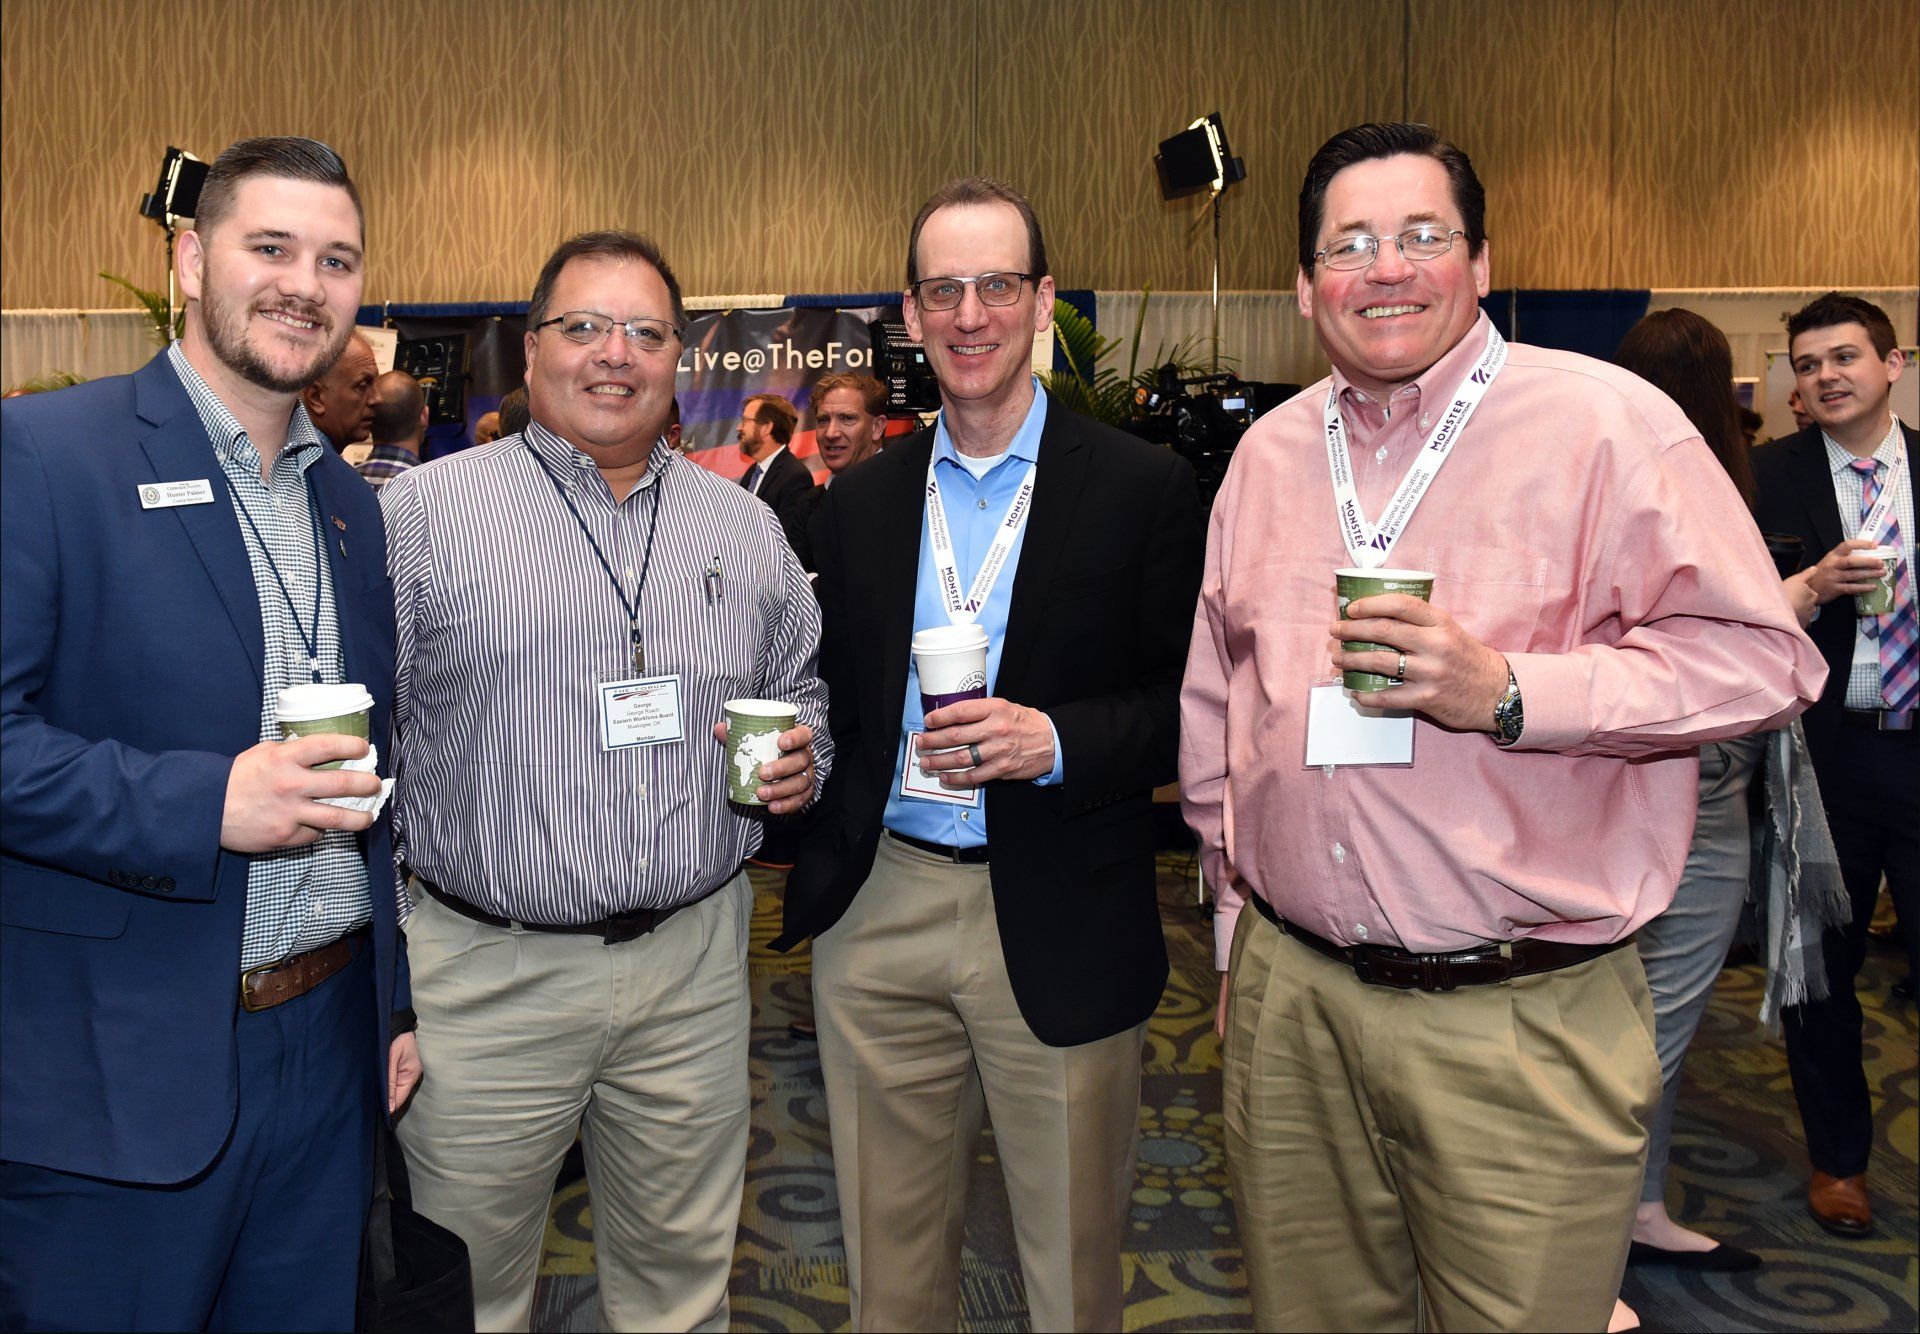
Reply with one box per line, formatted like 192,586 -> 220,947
724,698 -> 799,805
1855,546 -> 1899,616
275,683 -> 374,769
912,623 -> 990,717
1335,567 -> 1435,692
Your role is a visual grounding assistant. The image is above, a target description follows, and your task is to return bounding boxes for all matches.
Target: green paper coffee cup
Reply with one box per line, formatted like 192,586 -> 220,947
1335,567 -> 1435,692
1855,546 -> 1899,616
275,683 -> 374,768
724,698 -> 799,805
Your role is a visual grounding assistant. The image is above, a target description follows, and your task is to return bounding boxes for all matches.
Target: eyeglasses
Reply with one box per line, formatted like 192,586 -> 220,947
910,272 -> 1034,312
534,311 -> 682,352
1313,225 -> 1466,272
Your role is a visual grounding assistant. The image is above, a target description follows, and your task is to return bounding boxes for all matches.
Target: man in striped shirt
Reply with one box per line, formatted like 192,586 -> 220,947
383,230 -> 829,1332
353,369 -> 426,492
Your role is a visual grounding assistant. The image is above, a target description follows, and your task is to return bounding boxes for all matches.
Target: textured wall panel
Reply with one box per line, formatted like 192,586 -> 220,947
3,0 -> 1915,310
1408,0 -> 1615,289
1610,0 -> 1920,288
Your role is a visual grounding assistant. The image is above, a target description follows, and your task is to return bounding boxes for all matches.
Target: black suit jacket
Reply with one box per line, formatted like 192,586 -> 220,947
775,403 -> 1205,1046
746,447 -> 816,558
1751,420 -> 1918,771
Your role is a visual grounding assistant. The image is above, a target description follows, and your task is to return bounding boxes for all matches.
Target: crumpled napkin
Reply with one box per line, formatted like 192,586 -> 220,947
320,743 -> 395,817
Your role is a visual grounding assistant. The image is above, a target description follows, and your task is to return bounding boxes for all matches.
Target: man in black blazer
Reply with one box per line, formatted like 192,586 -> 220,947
737,392 -> 815,553
1752,291 -> 1916,1237
775,178 -> 1203,1331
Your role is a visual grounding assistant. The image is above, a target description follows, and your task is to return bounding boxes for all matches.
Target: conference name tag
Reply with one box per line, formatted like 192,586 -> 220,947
1303,682 -> 1414,767
598,674 -> 684,751
138,479 -> 214,509
898,730 -> 981,807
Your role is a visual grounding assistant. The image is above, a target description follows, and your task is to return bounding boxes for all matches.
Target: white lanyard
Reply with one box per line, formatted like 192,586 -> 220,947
1325,325 -> 1507,568
925,454 -> 1039,623
1852,427 -> 1907,546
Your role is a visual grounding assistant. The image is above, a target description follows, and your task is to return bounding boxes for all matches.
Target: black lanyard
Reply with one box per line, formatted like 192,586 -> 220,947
219,464 -> 327,684
526,440 -> 664,674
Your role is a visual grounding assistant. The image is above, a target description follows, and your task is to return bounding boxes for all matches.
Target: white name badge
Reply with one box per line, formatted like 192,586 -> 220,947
138,479 -> 214,509
598,674 -> 685,750
898,730 -> 982,807
1303,682 -> 1415,767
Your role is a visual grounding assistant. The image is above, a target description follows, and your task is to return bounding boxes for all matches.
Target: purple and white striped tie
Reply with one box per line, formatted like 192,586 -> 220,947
1854,458 -> 1917,713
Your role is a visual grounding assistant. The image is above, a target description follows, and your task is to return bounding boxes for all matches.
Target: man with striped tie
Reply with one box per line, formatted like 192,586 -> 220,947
1754,291 -> 1917,1238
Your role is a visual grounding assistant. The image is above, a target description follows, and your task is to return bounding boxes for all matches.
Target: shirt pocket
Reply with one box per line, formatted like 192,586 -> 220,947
1400,541 -> 1550,651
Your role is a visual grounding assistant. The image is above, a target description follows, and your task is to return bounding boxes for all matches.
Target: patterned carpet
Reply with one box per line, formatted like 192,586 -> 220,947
532,855 -> 1918,1332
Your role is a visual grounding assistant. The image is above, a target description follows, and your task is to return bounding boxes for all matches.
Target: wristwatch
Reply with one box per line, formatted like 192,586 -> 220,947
1492,665 -> 1524,747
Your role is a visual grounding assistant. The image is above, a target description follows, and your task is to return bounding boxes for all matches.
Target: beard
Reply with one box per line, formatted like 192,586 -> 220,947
200,288 -> 348,394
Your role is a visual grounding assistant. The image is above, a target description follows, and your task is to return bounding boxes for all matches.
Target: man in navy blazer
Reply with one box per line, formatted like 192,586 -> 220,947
0,137 -> 418,1331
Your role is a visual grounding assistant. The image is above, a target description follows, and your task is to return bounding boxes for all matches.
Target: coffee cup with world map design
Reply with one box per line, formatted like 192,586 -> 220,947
724,698 -> 799,805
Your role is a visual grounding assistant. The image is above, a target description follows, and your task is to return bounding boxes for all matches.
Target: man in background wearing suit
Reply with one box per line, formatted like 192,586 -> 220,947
737,391 -> 814,552
0,136 -> 417,1330
1754,291 -> 1916,1237
788,371 -> 890,572
777,176 -> 1204,1331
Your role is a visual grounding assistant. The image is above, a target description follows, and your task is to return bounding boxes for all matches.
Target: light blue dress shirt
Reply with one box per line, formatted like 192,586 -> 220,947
883,382 -> 1063,848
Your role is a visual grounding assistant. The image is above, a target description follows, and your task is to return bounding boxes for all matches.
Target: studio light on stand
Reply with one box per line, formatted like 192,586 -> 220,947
1154,113 -> 1245,373
137,146 -> 209,335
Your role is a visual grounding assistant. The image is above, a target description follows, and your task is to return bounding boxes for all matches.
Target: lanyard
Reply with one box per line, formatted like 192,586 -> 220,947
1325,324 -> 1507,568
1852,426 -> 1908,546
925,453 -> 1039,623
526,441 -> 664,674
219,466 -> 327,683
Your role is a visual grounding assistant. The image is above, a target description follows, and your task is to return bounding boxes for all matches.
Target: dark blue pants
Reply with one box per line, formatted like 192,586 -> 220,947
1,948 -> 377,1332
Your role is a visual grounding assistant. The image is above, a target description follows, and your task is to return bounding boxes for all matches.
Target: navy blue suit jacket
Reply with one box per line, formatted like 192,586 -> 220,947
0,353 -> 408,1184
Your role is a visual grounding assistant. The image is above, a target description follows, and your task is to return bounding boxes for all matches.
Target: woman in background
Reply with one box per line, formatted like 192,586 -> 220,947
1607,309 -> 1769,1332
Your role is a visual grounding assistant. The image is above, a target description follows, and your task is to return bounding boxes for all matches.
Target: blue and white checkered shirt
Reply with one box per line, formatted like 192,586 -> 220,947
167,343 -> 372,969
1823,414 -> 1915,709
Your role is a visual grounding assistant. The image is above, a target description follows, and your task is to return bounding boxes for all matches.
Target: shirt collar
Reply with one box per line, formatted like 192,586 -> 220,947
166,341 -> 327,475
1330,311 -> 1495,429
932,377 -> 1049,473
523,419 -> 671,495
1823,411 -> 1904,476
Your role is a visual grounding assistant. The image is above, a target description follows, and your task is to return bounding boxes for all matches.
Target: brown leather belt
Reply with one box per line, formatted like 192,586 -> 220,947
240,926 -> 368,1013
420,878 -> 701,946
1248,892 -> 1628,991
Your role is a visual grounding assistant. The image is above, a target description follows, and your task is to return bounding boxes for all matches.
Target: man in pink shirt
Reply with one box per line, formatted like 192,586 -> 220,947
1179,122 -> 1824,1332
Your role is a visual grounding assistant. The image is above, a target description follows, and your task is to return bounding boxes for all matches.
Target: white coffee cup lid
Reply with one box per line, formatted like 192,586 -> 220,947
1334,567 -> 1435,580
724,698 -> 799,719
276,682 -> 374,722
1867,545 -> 1899,559
912,624 -> 989,654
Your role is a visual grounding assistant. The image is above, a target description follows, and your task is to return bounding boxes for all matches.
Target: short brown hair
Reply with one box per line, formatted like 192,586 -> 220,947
1787,292 -> 1898,360
1297,122 -> 1485,274
905,177 -> 1049,287
747,393 -> 798,445
194,136 -> 364,240
808,371 -> 887,417
528,229 -> 686,330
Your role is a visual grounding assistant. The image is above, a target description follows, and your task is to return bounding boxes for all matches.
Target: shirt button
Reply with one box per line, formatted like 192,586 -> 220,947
960,811 -> 972,821
977,498 -> 988,510
1419,413 -> 1431,431
1374,445 -> 1388,463
1322,764 -> 1336,776
1331,842 -> 1346,863
1354,923 -> 1370,939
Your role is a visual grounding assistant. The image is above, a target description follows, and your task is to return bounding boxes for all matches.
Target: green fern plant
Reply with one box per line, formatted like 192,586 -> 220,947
100,271 -> 183,347
3,369 -> 87,395
1039,288 -> 1225,426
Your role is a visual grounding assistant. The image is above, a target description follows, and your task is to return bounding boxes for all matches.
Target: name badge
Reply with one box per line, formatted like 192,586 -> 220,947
138,479 -> 214,509
898,730 -> 981,807
598,674 -> 684,750
1303,682 -> 1414,767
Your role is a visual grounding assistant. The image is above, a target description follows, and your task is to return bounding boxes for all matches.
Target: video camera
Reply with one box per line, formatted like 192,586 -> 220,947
1123,367 -> 1296,506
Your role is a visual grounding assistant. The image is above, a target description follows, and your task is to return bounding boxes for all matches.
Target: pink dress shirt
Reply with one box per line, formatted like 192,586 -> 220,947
1181,314 -> 1825,966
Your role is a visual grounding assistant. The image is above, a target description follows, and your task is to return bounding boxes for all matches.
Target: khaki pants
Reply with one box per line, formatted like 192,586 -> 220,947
814,833 -> 1145,1332
1223,906 -> 1659,1332
396,875 -> 752,1333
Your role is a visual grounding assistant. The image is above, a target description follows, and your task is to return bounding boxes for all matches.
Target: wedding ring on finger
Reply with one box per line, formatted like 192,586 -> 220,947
968,742 -> 984,768
1391,651 -> 1408,683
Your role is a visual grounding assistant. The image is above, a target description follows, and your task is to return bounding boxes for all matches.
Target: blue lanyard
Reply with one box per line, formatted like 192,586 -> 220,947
525,439 -> 664,674
219,464 -> 327,684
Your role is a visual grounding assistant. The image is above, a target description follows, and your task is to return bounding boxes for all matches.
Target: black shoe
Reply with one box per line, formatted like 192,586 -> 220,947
787,1018 -> 817,1041
1892,975 -> 1915,1001
1627,1239 -> 1762,1272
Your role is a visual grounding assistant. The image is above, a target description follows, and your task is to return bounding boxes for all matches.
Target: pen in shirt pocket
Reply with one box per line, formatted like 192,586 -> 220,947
704,557 -> 723,605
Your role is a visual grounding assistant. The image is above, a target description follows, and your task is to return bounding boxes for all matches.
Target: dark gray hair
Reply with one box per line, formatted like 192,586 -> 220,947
527,230 -> 686,330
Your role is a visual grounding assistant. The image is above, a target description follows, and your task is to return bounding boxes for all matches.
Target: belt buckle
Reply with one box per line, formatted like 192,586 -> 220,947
239,958 -> 281,1012
603,911 -> 657,945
